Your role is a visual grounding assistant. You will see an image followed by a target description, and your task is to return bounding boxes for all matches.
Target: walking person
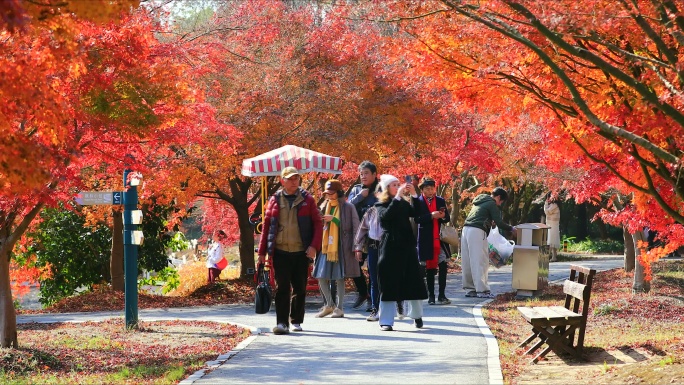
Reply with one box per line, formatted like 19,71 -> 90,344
376,174 -> 428,331
257,167 -> 323,335
206,230 -> 228,284
461,187 -> 516,299
313,180 -> 360,318
354,190 -> 383,321
413,177 -> 451,305
544,194 -> 561,262
347,161 -> 379,310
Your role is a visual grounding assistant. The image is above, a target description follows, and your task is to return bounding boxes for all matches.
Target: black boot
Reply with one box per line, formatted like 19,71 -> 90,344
437,261 -> 451,304
426,268 -> 436,304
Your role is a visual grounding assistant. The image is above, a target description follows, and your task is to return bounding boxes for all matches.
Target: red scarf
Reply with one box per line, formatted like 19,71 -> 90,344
424,194 -> 440,269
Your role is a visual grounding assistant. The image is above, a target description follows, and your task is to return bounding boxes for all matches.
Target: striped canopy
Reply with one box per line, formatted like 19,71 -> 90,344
241,145 -> 343,177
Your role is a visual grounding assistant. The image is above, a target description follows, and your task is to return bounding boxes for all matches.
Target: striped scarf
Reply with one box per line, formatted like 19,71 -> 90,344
322,200 -> 340,262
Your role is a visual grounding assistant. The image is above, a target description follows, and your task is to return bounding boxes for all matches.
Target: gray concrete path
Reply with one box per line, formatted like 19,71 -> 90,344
17,256 -> 625,385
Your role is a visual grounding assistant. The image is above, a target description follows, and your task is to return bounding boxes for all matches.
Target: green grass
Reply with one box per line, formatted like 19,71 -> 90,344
51,335 -> 123,351
593,303 -> 621,316
658,269 -> 684,280
2,364 -> 191,385
106,363 -> 191,384
658,356 -> 675,366
564,238 -> 624,254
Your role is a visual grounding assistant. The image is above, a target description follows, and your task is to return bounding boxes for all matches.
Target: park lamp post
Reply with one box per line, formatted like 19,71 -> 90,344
123,169 -> 144,329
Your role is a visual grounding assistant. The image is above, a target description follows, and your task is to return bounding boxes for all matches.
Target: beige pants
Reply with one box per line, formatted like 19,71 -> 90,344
461,226 -> 490,293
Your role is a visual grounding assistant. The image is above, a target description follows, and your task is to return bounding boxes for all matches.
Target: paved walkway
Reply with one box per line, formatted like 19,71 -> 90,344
17,256 -> 625,385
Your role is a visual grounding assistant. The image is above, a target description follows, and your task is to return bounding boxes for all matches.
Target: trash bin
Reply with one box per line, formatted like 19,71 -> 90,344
512,223 -> 550,298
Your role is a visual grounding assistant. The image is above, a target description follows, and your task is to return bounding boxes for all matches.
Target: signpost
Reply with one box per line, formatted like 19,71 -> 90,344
122,169 -> 139,329
75,191 -> 123,205
76,170 -> 142,330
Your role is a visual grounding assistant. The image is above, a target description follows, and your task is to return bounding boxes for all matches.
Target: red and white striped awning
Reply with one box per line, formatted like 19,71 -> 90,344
241,145 -> 343,177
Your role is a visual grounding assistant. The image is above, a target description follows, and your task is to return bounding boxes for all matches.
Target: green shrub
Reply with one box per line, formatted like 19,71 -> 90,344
564,237 -> 623,254
26,208 -> 111,306
138,267 -> 180,294
593,303 -> 621,316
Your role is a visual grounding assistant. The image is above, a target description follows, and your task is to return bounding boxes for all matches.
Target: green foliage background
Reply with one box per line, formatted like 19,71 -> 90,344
26,201 -> 181,306
28,207 -> 111,306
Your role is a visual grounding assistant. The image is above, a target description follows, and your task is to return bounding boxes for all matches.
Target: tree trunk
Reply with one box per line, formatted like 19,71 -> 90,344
111,207 -> 124,292
596,220 -> 608,240
0,249 -> 18,348
450,172 -> 478,228
216,177 -> 260,278
576,203 -> 588,240
623,226 -> 636,272
0,201 -> 45,348
450,184 -> 460,228
235,201 -> 256,277
632,230 -> 651,293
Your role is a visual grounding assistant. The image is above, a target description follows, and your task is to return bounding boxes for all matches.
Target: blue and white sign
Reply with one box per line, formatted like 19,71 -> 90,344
75,191 -> 124,206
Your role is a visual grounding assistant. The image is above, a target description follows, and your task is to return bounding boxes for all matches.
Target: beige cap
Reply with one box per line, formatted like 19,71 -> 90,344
281,166 -> 300,179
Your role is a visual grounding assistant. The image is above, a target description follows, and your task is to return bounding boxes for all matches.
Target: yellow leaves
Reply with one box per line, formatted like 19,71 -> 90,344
23,0 -> 141,25
522,94 -> 536,108
69,61 -> 85,78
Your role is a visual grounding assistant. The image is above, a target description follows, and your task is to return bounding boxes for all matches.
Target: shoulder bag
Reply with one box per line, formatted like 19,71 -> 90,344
254,263 -> 273,314
440,224 -> 460,246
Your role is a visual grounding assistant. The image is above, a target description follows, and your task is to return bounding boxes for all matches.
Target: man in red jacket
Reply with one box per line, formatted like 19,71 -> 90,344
258,167 -> 323,335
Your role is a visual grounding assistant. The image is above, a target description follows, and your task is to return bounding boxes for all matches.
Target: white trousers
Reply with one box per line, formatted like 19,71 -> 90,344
461,226 -> 490,293
378,300 -> 423,326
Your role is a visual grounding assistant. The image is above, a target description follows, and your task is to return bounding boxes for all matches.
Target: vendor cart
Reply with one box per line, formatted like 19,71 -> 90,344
241,145 -> 344,292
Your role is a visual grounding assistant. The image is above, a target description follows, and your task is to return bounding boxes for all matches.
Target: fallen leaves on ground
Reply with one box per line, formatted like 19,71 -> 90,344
18,277 -> 256,314
484,260 -> 684,385
1,319 -> 249,384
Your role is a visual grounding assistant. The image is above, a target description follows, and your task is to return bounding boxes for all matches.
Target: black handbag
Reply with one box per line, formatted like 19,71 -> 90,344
254,263 -> 272,314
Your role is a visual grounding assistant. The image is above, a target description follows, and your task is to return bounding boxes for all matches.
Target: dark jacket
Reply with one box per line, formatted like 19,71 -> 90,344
413,195 -> 451,262
347,180 -> 379,221
463,194 -> 513,233
376,198 -> 428,301
258,188 -> 323,257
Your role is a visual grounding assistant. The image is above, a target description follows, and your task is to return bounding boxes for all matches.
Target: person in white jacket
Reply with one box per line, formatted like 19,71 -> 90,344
206,230 -> 227,283
544,195 -> 561,262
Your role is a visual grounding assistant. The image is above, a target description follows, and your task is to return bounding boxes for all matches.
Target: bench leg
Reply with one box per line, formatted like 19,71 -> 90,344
525,336 -> 546,356
520,326 -> 547,355
531,325 -> 580,363
550,326 -> 581,358
532,345 -> 552,364
518,329 -> 540,348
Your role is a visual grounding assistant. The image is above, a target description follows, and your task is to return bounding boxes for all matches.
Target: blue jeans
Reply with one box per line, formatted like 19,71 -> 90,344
367,243 -> 379,310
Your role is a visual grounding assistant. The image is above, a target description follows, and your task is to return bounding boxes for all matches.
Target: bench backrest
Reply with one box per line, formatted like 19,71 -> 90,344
562,264 -> 597,319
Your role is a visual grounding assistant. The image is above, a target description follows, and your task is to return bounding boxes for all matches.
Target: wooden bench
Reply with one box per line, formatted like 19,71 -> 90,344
517,265 -> 597,363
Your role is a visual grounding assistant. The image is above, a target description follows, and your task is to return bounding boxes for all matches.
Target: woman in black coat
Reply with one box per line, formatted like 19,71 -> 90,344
376,174 -> 428,331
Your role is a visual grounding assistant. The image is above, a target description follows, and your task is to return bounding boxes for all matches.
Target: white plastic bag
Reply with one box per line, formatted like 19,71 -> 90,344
487,226 -> 515,260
